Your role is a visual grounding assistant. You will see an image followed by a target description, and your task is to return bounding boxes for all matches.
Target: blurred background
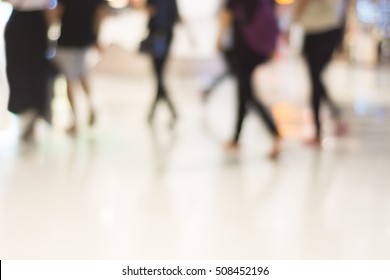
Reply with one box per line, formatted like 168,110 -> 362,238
0,0 -> 390,259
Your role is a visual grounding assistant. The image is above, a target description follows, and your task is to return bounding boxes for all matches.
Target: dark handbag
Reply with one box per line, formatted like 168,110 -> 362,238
139,31 -> 168,58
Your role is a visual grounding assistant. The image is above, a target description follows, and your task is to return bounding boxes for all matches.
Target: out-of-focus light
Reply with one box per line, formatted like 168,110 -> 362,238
354,98 -> 369,116
48,0 -> 57,10
356,0 -> 381,24
0,2 -> 12,22
107,0 -> 129,9
275,0 -> 295,4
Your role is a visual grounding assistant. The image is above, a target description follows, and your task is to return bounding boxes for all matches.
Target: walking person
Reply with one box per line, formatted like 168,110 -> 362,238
201,0 -> 235,102
4,0 -> 55,141
54,0 -> 108,134
218,0 -> 281,159
292,0 -> 349,146
143,0 -> 180,124
201,48 -> 234,102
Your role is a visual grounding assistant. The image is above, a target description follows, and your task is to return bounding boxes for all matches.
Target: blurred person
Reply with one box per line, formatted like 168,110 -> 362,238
201,0 -> 235,102
54,0 -> 108,134
292,0 -> 349,146
142,0 -> 180,124
217,0 -> 281,159
4,0 -> 55,141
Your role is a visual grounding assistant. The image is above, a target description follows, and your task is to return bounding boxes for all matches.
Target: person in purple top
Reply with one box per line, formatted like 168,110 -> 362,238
217,0 -> 281,159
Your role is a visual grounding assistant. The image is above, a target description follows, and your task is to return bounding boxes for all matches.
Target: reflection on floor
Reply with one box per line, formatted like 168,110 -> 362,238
1,53 -> 390,259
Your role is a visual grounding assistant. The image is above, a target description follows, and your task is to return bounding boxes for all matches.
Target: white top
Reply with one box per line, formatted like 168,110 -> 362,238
6,0 -> 54,11
298,0 -> 346,34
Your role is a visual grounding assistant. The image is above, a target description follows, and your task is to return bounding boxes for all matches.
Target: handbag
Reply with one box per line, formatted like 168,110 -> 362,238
235,0 -> 279,56
139,31 -> 168,58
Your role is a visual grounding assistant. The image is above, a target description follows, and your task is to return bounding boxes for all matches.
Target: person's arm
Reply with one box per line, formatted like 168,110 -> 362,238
94,4 -> 108,35
146,0 -> 157,17
291,0 -> 310,23
44,1 -> 64,26
216,8 -> 233,52
343,0 -> 353,25
173,0 -> 182,23
93,3 -> 109,51
281,0 -> 309,43
129,0 -> 157,17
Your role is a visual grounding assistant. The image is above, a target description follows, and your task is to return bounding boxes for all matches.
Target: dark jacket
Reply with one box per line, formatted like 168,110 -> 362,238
147,0 -> 179,32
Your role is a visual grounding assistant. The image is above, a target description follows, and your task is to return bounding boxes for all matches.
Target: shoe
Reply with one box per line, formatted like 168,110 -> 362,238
304,137 -> 321,147
66,124 -> 77,136
268,137 -> 281,160
224,141 -> 239,151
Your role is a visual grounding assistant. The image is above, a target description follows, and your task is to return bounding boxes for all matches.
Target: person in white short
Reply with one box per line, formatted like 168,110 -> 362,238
54,0 -> 108,134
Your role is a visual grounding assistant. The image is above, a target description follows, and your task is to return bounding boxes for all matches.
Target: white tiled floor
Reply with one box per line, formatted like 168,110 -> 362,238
1,4 -> 390,260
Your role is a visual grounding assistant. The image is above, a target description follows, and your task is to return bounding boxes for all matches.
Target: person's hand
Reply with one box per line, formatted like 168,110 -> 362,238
177,15 -> 184,24
146,6 -> 157,16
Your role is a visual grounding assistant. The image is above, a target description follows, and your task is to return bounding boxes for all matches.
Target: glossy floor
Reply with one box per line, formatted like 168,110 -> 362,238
1,5 -> 390,260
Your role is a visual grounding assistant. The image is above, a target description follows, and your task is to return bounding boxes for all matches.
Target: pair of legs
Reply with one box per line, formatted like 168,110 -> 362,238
5,10 -> 49,142
55,47 -> 96,134
66,76 -> 96,134
148,32 -> 177,122
303,28 -> 344,143
202,49 -> 235,101
226,50 -> 281,158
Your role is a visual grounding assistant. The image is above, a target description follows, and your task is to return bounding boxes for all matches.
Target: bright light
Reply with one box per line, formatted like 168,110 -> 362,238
107,0 -> 129,9
275,0 -> 295,4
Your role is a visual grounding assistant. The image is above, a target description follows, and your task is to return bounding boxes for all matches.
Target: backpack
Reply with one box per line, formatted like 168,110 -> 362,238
235,0 -> 280,56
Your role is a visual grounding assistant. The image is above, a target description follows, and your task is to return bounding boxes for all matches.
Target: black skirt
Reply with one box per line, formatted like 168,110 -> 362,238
5,9 -> 50,120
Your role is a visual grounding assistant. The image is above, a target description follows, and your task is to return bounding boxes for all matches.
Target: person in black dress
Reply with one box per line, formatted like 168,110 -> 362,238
4,0 -> 53,141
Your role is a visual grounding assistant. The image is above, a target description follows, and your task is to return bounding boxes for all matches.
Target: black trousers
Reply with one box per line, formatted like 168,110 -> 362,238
233,48 -> 279,143
149,31 -> 176,118
303,28 -> 343,137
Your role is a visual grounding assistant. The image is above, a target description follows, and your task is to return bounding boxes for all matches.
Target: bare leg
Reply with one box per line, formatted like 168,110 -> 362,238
66,79 -> 77,134
20,110 -> 39,142
80,76 -> 96,126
